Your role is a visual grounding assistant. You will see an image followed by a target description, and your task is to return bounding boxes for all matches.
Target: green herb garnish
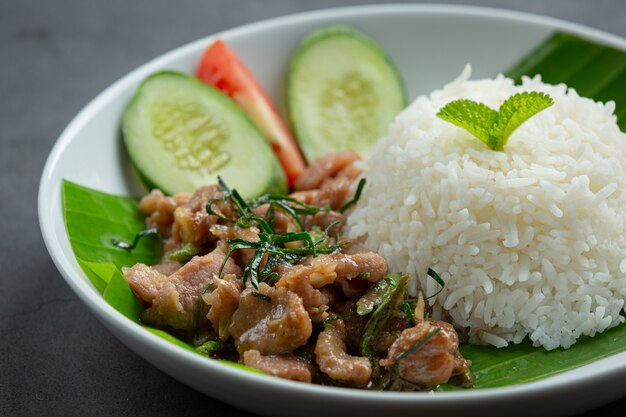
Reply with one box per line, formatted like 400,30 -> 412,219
339,178 -> 366,213
320,313 -> 359,330
401,302 -> 416,327
206,176 -> 332,233
111,227 -> 160,250
436,91 -> 553,151
251,291 -> 272,302
425,268 -> 445,299
211,177 -> 347,290
194,177 -> 350,340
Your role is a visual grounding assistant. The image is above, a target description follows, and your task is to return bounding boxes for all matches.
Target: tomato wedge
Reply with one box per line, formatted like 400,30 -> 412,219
196,39 -> 306,186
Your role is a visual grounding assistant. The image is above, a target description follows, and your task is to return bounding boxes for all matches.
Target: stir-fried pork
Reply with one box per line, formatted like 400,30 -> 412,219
124,248 -> 241,331
315,318 -> 372,385
229,283 -> 312,355
291,151 -> 362,211
243,350 -> 313,383
171,185 -> 236,245
274,264 -> 328,322
202,274 -> 242,341
303,252 -> 388,298
139,189 -> 191,237
379,319 -> 470,387
123,263 -> 166,304
294,151 -> 361,191
209,224 -> 260,265
123,152 -> 471,390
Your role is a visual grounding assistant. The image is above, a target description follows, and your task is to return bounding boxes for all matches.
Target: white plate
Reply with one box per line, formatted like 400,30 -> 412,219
38,4 -> 626,417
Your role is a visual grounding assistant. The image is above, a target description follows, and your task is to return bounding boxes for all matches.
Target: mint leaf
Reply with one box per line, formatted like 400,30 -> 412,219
436,91 -> 554,151
492,92 -> 554,147
437,99 -> 498,146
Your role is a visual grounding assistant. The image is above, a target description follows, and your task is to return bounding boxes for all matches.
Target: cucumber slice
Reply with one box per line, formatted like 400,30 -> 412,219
288,26 -> 407,162
122,71 -> 286,197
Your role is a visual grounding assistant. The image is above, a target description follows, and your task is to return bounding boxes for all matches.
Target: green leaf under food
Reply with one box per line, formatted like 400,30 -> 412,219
215,360 -> 266,375
62,181 -> 228,363
76,259 -> 117,294
63,180 -> 267,378
505,32 -> 626,131
437,319 -> 626,390
102,266 -> 144,322
62,180 -> 162,268
145,327 -> 196,352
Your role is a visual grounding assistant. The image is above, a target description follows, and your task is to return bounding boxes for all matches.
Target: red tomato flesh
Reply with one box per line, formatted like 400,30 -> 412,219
196,39 -> 306,185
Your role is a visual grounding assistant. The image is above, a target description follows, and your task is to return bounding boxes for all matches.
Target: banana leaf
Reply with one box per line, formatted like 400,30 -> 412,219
61,180 -> 257,372
505,32 -> 626,131
444,322 -> 626,389
62,180 -> 162,267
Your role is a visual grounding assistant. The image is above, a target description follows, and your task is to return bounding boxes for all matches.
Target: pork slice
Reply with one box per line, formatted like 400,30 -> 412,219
202,274 -> 242,340
272,252 -> 386,322
379,319 -> 466,387
303,210 -> 345,235
328,252 -> 388,298
314,318 -> 371,385
229,283 -> 312,355
151,261 -> 182,277
209,224 -> 259,267
329,252 -> 388,281
294,151 -> 361,191
289,186 -> 349,212
123,263 -> 167,305
301,252 -> 388,298
335,162 -> 362,182
171,185 -> 235,245
320,175 -> 354,211
139,248 -> 242,331
275,264 -> 328,322
319,286 -> 341,308
243,349 -> 313,383
139,189 -> 191,237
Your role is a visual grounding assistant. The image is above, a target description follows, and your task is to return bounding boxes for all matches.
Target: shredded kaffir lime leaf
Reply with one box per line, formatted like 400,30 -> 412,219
111,227 -> 160,250
437,91 -> 553,151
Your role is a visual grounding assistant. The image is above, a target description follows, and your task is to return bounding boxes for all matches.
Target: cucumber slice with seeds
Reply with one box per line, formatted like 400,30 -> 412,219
122,71 -> 286,197
288,26 -> 407,162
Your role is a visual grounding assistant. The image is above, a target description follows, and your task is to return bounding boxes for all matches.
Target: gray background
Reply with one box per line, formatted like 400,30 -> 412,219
2,0 -> 626,416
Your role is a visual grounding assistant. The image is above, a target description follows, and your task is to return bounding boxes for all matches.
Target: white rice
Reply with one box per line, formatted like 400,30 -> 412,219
347,65 -> 626,350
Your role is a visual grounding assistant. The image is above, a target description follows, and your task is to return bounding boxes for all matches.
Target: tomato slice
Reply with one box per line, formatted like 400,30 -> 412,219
196,39 -> 306,186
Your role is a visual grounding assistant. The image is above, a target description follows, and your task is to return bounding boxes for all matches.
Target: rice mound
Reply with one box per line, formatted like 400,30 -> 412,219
347,65 -> 626,350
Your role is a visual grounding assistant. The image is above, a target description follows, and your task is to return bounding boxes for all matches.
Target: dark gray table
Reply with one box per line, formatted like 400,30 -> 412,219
2,0 -> 626,416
